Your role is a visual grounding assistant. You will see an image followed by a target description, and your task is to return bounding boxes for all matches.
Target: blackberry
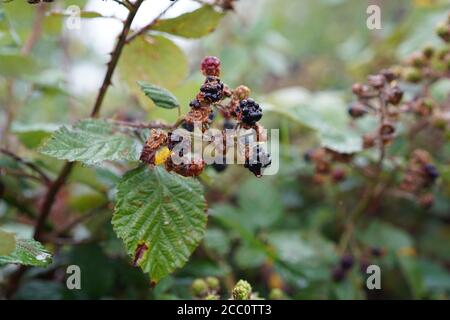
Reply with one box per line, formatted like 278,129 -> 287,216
189,99 -> 201,109
245,145 -> 271,177
423,163 -> 439,181
200,56 -> 221,77
200,77 -> 224,103
340,254 -> 354,270
238,99 -> 263,125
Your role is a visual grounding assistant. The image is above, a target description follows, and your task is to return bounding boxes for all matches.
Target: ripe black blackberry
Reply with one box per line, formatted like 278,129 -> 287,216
238,99 -> 263,125
200,77 -> 224,103
245,145 -> 271,177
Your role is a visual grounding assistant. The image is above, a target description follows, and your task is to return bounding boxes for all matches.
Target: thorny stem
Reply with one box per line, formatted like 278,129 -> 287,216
6,1 -> 145,298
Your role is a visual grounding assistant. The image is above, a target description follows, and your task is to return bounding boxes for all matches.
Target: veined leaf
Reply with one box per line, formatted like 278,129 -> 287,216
0,238 -> 52,267
0,229 -> 15,256
150,5 -> 225,39
39,119 -> 140,165
138,82 -> 179,109
112,166 -> 207,283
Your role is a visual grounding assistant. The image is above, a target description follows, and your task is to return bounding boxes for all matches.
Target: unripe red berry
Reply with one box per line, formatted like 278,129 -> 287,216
200,56 -> 221,77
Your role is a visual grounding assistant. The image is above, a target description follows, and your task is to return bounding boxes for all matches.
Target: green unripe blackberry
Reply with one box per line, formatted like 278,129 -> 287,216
191,278 -> 208,297
232,280 -> 252,300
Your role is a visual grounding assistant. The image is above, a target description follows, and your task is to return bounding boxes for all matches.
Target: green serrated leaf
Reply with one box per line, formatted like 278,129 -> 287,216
138,82 -> 179,109
112,166 -> 207,283
150,5 -> 225,39
119,35 -> 188,110
0,238 -> 52,267
0,229 -> 15,256
39,119 -> 140,165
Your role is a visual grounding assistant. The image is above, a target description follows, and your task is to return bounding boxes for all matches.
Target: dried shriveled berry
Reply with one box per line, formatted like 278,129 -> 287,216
200,56 -> 221,77
199,77 -> 224,103
140,129 -> 168,165
165,156 -> 205,177
238,99 -> 263,125
363,133 -> 377,149
386,86 -> 403,105
233,85 -> 251,100
380,69 -> 398,83
348,102 -> 368,118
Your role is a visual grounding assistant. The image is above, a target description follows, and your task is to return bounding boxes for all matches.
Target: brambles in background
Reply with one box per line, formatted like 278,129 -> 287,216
400,149 -> 439,208
139,56 -> 272,177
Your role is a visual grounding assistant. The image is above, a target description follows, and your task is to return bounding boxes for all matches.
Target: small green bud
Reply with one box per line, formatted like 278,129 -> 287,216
269,288 -> 286,300
232,280 -> 252,300
192,278 -> 208,297
206,276 -> 220,292
205,294 -> 219,300
402,67 -> 422,83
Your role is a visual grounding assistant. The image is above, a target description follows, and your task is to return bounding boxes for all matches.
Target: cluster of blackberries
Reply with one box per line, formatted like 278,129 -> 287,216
244,144 -> 272,177
138,56 -> 270,178
237,99 -> 263,126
